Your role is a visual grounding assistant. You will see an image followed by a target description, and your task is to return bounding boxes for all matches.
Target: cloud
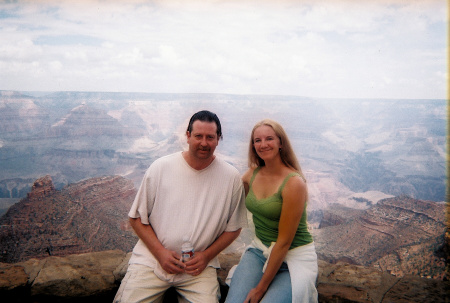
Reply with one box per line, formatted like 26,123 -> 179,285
0,0 -> 446,98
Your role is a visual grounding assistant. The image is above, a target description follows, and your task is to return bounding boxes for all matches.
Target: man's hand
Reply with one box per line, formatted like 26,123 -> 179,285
184,251 -> 210,276
129,217 -> 186,275
156,249 -> 186,275
182,229 -> 241,276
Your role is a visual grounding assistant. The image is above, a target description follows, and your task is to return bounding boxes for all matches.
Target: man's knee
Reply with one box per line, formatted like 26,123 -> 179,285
114,264 -> 168,303
176,268 -> 220,303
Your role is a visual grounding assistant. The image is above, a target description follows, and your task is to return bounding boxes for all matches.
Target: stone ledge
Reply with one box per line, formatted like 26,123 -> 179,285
0,250 -> 448,303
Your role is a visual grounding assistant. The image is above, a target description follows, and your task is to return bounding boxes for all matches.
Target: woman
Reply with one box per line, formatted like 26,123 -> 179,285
225,119 -> 318,303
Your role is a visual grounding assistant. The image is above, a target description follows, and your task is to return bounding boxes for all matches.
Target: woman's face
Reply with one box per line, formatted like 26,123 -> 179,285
252,125 -> 282,161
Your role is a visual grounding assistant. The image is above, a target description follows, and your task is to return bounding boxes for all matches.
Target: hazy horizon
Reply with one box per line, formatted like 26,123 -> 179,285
6,90 -> 449,101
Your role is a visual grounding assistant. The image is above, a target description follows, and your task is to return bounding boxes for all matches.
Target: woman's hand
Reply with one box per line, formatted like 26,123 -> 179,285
244,287 -> 266,303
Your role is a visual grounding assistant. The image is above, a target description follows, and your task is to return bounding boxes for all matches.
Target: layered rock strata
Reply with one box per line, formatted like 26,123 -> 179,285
0,176 -> 137,263
314,196 -> 447,279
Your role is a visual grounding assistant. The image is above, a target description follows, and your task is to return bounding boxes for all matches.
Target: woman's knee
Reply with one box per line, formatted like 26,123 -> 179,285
261,271 -> 292,303
225,250 -> 266,302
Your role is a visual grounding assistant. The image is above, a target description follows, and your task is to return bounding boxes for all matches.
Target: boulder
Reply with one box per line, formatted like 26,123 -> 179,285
0,250 -> 448,303
0,250 -> 128,302
30,250 -> 126,297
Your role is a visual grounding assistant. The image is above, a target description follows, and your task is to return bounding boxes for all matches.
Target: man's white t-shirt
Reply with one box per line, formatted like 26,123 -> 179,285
128,152 -> 247,277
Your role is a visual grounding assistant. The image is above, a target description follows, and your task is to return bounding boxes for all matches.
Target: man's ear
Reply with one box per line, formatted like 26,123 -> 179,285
186,131 -> 191,143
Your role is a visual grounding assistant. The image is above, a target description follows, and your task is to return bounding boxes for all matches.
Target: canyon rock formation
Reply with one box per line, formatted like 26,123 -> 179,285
314,196 -> 447,279
0,176 -> 137,263
0,175 -> 447,283
0,91 -> 446,203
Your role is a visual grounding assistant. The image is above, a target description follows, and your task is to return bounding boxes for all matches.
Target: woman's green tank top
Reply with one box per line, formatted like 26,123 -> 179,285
245,167 -> 313,249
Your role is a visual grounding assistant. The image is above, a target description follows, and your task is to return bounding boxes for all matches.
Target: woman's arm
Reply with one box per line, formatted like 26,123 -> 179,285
244,175 -> 307,303
242,168 -> 254,196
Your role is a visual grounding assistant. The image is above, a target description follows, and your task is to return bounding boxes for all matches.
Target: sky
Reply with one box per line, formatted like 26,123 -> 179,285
0,0 -> 447,99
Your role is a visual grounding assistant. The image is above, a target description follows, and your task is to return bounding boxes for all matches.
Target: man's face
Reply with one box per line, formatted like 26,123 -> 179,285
186,120 -> 219,161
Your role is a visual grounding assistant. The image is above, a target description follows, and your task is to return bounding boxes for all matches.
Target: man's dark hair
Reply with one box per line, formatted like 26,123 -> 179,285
186,110 -> 223,140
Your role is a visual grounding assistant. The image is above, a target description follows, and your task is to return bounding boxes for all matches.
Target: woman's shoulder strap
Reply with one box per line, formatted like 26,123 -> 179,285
278,172 -> 303,193
249,166 -> 261,187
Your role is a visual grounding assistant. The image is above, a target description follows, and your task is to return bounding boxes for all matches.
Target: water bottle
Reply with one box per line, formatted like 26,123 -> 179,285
181,236 -> 194,262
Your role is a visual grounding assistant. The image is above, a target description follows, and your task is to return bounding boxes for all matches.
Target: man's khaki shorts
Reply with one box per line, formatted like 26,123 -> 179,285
114,264 -> 220,303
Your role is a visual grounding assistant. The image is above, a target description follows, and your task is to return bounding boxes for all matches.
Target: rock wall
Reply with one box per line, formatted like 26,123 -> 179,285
0,176 -> 138,263
0,250 -> 448,303
314,196 -> 447,279
26,176 -> 55,200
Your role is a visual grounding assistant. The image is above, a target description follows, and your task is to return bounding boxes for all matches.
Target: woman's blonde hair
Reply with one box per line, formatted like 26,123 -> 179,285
248,119 -> 305,180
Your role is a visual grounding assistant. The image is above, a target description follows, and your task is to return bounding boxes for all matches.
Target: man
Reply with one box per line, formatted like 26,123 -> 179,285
114,110 -> 248,303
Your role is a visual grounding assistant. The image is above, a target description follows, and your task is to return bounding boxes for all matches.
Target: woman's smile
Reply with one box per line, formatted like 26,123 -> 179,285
253,125 -> 282,160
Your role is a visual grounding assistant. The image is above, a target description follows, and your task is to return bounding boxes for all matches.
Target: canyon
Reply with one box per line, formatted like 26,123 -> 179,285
0,90 -> 447,300
0,91 -> 446,206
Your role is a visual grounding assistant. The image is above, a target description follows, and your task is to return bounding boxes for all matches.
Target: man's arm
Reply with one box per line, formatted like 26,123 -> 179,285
184,228 -> 241,276
129,217 -> 185,274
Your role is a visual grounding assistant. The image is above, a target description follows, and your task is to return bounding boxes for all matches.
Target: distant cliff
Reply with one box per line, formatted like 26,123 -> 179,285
0,175 -> 137,263
314,196 -> 447,280
0,91 -> 446,202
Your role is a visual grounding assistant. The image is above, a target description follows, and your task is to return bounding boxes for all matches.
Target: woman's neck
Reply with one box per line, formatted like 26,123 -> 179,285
261,157 -> 285,175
